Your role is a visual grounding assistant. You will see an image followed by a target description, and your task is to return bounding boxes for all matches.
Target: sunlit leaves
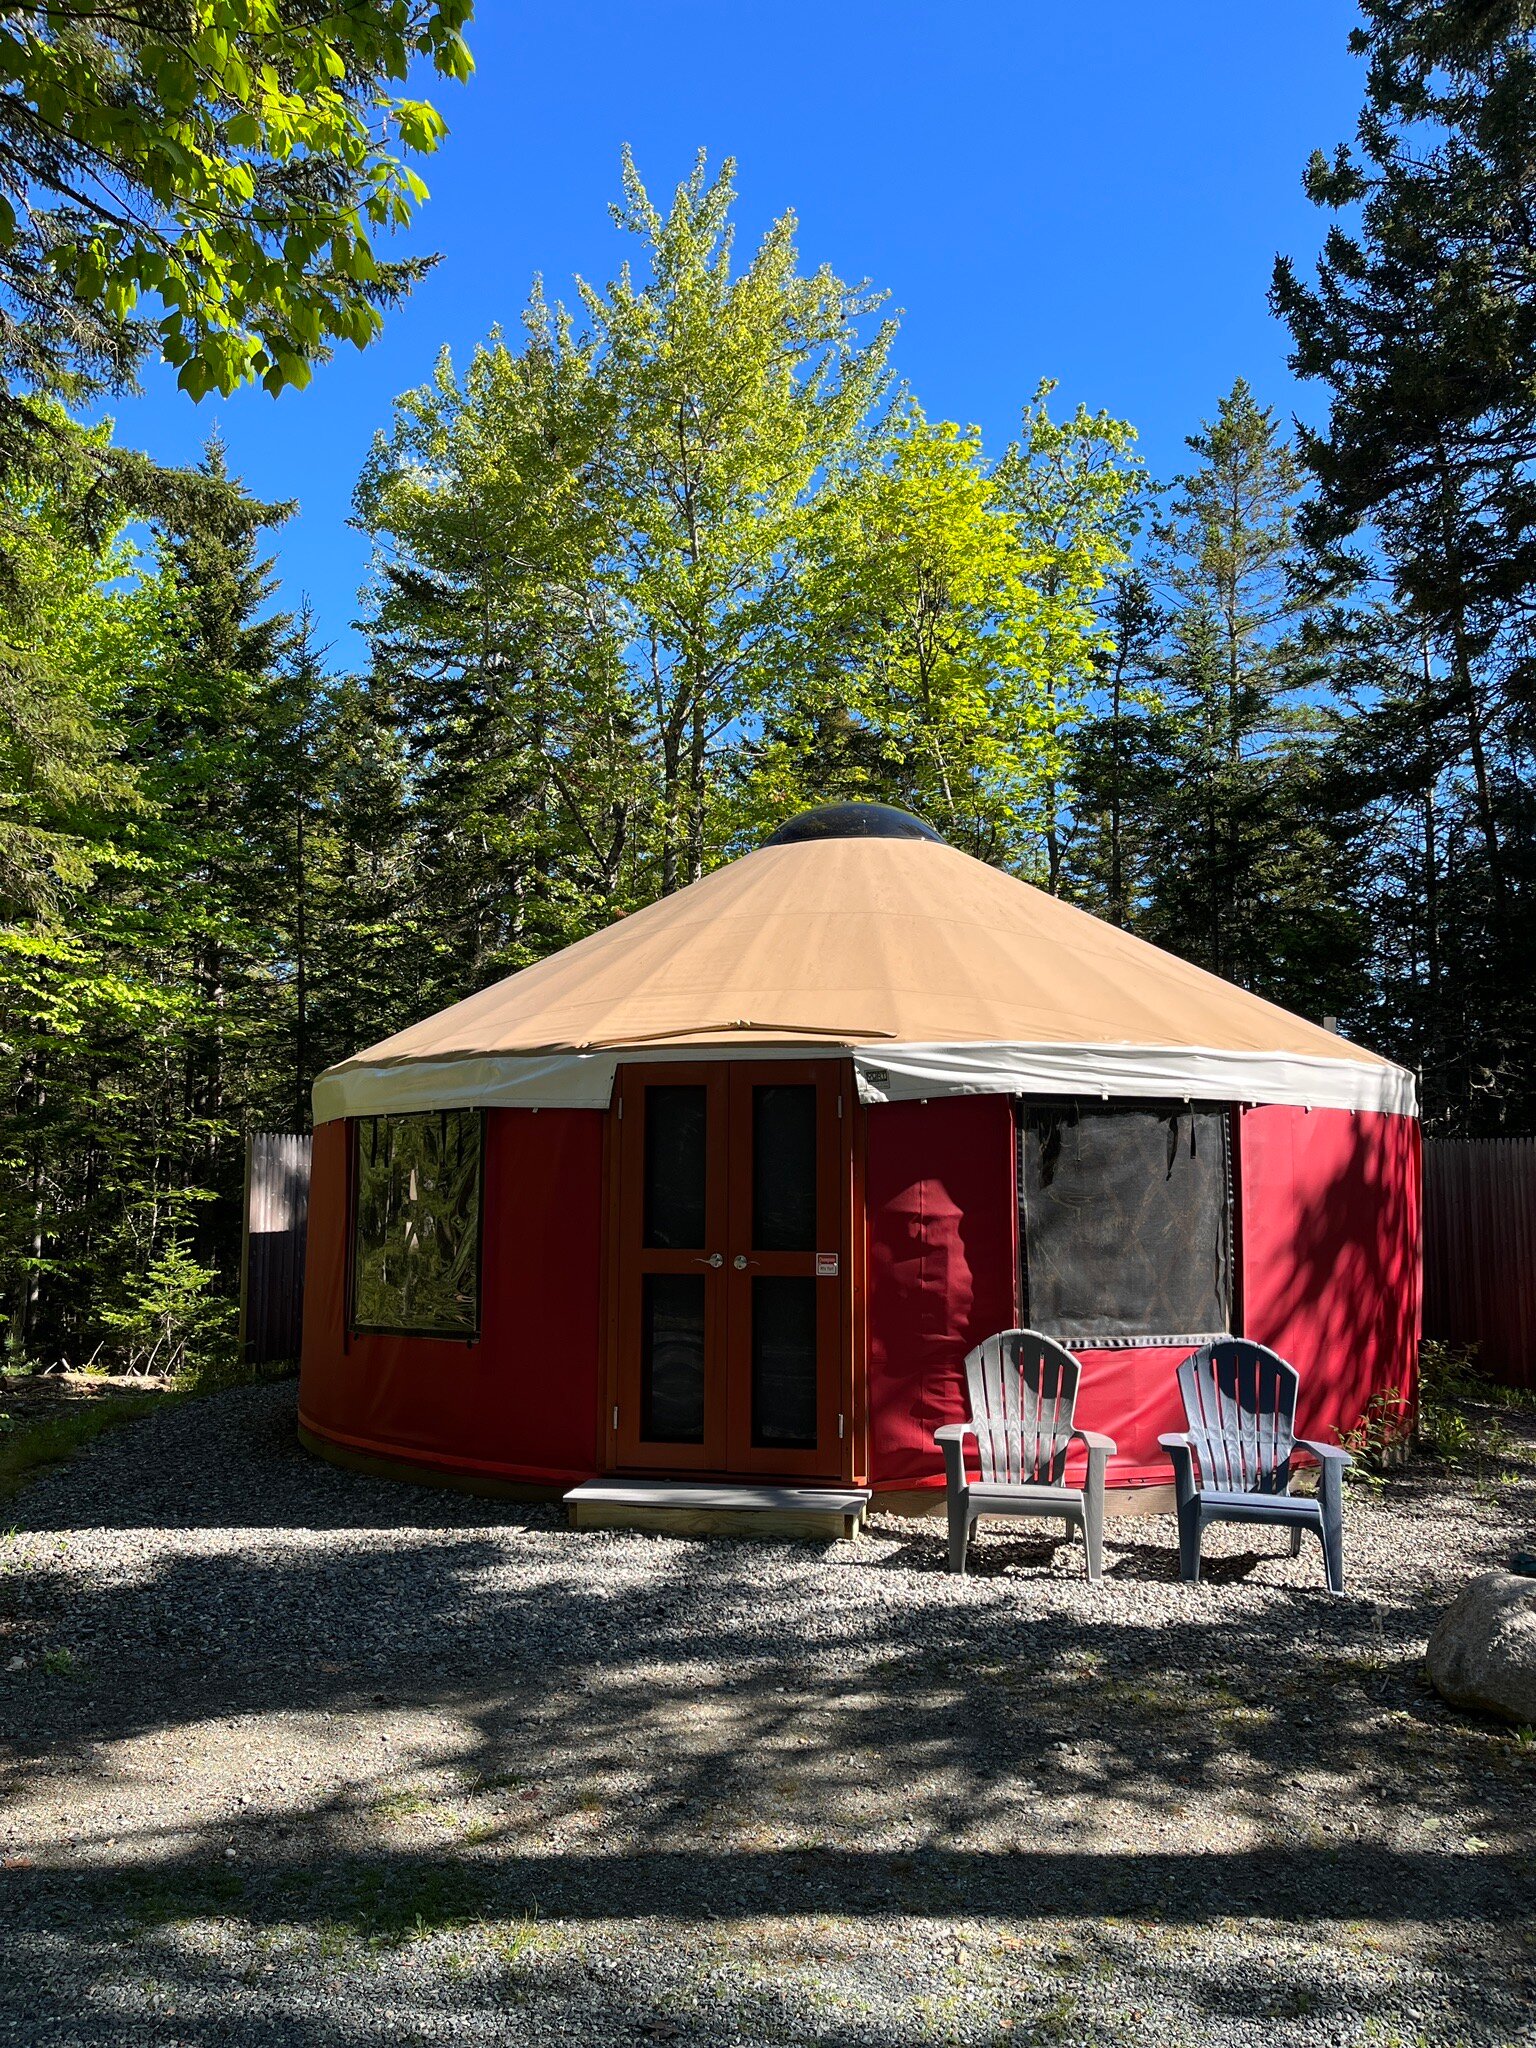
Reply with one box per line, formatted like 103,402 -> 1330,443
0,3 -> 474,398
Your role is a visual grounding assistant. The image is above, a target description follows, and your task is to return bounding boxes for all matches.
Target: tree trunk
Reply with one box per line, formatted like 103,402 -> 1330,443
294,795 -> 308,1131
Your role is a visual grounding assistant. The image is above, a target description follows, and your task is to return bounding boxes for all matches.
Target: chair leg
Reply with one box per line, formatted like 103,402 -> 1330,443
1319,1492 -> 1345,1595
1082,1503 -> 1104,1587
1290,1525 -> 1303,1557
1177,1498 -> 1203,1584
946,1491 -> 972,1574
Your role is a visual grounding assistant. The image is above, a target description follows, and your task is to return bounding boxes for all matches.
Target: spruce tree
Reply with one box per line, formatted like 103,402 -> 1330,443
1273,0 -> 1536,1125
1133,382 -> 1367,1018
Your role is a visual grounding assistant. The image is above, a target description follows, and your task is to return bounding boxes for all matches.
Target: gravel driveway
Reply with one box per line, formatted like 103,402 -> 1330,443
1,1379 -> 1533,2048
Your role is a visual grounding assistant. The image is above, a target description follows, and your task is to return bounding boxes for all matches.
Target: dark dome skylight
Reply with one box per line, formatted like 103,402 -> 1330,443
762,804 -> 946,848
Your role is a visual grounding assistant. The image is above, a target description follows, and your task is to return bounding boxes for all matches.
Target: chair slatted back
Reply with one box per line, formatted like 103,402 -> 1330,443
1177,1339 -> 1297,1494
963,1330 -> 1080,1486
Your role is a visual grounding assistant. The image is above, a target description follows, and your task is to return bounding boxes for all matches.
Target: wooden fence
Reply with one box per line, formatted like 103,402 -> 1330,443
1422,1136 -> 1536,1387
238,1131 -> 312,1367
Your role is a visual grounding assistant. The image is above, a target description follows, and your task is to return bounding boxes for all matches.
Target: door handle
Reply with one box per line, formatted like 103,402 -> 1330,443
694,1253 -> 723,1268
733,1255 -> 759,1270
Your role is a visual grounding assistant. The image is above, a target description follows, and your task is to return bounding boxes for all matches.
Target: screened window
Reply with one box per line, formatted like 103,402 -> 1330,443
351,1111 -> 483,1337
1017,1101 -> 1233,1346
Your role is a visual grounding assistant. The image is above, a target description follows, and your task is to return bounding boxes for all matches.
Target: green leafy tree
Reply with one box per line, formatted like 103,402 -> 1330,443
744,392 -> 1138,872
0,2 -> 474,407
994,386 -> 1144,886
580,148 -> 896,891
357,312 -> 644,1000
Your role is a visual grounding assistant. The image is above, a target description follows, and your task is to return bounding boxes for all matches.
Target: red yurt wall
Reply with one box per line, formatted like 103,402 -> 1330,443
863,1095 -> 1019,1487
299,1108 -> 605,1484
864,1098 -> 1422,1492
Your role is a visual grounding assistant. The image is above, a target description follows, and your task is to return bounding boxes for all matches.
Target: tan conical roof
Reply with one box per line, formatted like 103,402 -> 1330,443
313,833 -> 1414,1120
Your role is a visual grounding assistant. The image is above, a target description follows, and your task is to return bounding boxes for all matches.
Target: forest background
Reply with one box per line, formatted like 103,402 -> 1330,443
4,1 -> 1534,1373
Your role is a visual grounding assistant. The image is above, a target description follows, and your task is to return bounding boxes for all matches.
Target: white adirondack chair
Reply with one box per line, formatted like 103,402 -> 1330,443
1159,1338 -> 1352,1594
935,1329 -> 1116,1582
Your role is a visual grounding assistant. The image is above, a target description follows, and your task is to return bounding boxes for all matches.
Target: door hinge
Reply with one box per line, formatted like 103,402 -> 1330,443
612,1404 -> 619,1431
838,1412 -> 845,1439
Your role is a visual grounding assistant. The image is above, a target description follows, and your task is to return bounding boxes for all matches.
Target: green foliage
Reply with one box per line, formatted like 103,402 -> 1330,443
1273,0 -> 1536,1128
1060,380 -> 1370,1024
0,2 -> 473,404
746,390 -> 1140,868
98,1240 -> 233,1378
1415,1340 -> 1535,1471
8,121 -> 1536,1370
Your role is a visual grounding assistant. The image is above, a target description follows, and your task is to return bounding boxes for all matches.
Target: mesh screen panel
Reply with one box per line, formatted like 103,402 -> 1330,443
1017,1102 -> 1232,1345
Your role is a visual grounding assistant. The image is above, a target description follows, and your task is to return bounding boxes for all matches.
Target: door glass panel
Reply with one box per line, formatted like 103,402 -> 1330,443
643,1086 -> 707,1248
752,1084 -> 817,1250
640,1273 -> 706,1442
751,1275 -> 818,1450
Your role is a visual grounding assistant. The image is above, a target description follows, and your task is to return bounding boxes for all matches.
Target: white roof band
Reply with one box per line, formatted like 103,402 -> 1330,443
312,1038 -> 1417,1123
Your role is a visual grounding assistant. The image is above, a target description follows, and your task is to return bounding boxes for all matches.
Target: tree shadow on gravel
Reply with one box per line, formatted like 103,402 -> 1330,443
1,1382 -> 1534,2044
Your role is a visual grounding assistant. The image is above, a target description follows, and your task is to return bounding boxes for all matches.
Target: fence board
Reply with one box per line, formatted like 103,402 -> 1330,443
239,1131 -> 312,1367
1423,1137 -> 1536,1387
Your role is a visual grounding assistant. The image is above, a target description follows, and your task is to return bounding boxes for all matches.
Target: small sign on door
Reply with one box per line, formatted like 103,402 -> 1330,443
815,1252 -> 839,1277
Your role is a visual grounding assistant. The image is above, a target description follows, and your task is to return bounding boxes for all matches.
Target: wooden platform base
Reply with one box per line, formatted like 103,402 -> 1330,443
564,1478 -> 872,1542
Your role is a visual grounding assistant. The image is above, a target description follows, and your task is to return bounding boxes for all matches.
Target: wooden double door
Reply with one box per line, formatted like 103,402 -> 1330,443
611,1061 -> 850,1480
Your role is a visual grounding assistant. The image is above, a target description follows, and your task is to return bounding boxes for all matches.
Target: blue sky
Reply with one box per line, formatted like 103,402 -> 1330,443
98,0 -> 1366,665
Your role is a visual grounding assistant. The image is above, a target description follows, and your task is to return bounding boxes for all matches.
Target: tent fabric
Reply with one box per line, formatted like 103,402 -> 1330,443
1239,1104 -> 1422,1445
312,836 -> 1414,1121
864,1095 -> 1020,1486
866,1097 -> 1421,1493
299,1108 -> 605,1484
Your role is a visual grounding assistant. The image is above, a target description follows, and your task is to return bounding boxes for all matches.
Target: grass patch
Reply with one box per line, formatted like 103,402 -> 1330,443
0,1391 -> 178,1502
0,1359 -> 294,1504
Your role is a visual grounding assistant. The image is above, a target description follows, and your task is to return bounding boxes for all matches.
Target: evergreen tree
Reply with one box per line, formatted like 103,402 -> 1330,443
1063,568 -> 1170,927
1148,385 -> 1366,1016
1272,0 -> 1536,1126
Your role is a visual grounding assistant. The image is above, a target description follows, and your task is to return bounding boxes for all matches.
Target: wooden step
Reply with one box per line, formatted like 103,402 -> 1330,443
564,1478 -> 871,1542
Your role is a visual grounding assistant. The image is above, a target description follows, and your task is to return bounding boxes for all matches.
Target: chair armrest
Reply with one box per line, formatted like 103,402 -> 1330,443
934,1421 -> 973,1499
1158,1431 -> 1198,1508
1072,1428 -> 1117,1455
1296,1440 -> 1353,1466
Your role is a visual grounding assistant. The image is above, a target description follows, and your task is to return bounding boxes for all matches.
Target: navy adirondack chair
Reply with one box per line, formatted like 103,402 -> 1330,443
1159,1339 -> 1352,1594
935,1330 -> 1116,1582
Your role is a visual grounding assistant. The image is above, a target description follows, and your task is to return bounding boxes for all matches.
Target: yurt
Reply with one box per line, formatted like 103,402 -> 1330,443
298,805 -> 1420,1520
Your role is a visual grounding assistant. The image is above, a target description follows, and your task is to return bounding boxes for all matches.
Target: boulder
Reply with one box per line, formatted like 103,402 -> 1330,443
1427,1573 -> 1536,1726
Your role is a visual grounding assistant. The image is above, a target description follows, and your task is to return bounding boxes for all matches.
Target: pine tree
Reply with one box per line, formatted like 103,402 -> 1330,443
1063,569 -> 1170,927
1126,383 -> 1367,1018
1272,0 -> 1536,1125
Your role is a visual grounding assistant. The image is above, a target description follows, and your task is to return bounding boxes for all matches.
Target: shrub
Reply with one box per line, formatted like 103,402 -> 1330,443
98,1241 -> 235,1379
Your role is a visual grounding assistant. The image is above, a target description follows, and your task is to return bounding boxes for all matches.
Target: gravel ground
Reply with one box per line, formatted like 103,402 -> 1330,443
0,1379 -> 1534,2048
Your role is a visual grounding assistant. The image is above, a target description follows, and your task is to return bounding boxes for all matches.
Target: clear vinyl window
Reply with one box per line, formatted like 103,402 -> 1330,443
351,1111 -> 483,1338
1016,1100 -> 1233,1347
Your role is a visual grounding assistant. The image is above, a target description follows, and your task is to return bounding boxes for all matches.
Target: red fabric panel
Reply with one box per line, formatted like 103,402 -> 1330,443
299,1108 -> 605,1484
864,1096 -> 1018,1487
860,1097 -> 1422,1494
1239,1104 -> 1421,1452
1069,1346 -> 1196,1489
